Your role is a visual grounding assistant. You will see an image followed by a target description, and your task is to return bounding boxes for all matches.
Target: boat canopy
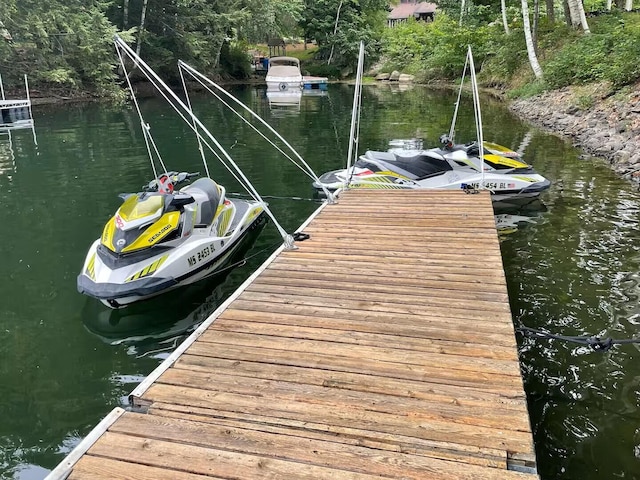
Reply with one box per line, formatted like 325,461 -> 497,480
268,57 -> 301,67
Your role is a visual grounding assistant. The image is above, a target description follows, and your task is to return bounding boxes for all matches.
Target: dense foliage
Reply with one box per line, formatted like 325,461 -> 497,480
381,15 -> 499,79
301,0 -> 387,72
380,5 -> 640,96
0,0 -> 312,94
0,0 -> 121,96
1,0 -> 639,98
543,13 -> 640,88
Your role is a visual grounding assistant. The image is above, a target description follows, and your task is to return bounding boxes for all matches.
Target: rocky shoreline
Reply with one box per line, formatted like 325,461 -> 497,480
508,81 -> 640,188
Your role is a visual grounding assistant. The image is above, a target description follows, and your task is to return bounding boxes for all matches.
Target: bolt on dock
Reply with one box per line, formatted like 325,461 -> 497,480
48,189 -> 538,480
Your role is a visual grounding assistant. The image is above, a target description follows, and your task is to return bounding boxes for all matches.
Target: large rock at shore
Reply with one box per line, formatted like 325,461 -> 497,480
374,72 -> 414,82
509,82 -> 640,188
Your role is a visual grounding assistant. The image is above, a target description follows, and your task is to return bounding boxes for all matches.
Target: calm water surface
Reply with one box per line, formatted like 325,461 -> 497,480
1,84 -> 640,479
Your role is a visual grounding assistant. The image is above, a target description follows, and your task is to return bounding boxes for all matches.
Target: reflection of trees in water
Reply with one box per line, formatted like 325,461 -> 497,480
363,84 -> 535,155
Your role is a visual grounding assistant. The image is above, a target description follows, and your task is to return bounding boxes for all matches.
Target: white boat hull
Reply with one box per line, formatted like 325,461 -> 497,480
266,78 -> 303,92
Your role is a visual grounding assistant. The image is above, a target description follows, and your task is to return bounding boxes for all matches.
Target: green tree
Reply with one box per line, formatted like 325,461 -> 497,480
301,0 -> 387,71
120,0 -> 248,79
239,0 -> 304,42
382,14 -> 496,79
438,0 -> 501,25
0,0 -> 119,95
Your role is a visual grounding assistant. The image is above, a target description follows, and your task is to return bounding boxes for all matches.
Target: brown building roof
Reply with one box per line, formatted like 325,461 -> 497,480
388,2 -> 437,20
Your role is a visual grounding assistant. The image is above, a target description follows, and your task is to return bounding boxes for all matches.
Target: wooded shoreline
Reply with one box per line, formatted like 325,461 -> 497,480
13,72 -> 640,190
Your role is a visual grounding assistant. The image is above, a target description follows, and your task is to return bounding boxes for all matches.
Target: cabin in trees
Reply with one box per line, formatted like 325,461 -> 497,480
388,1 -> 437,27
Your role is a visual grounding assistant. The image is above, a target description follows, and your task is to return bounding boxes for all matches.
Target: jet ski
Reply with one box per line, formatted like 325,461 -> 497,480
79,37 -> 305,309
388,135 -> 535,174
314,46 -> 550,201
78,171 -> 267,308
313,148 -> 550,201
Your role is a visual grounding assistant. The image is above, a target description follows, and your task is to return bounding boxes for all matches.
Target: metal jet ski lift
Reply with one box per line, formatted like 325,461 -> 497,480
0,73 -> 37,145
114,36 -> 298,249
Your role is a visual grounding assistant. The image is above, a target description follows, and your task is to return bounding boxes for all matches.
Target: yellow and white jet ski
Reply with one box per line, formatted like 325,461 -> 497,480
388,135 -> 533,173
313,148 -> 550,201
78,171 -> 266,308
314,46 -> 550,201
77,37 -> 301,308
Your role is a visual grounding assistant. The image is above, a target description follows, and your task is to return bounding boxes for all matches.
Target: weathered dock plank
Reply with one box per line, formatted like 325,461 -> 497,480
49,190 -> 538,479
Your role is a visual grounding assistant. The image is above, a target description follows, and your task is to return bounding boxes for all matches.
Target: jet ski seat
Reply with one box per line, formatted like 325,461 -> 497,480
364,150 -> 396,162
182,177 -> 222,226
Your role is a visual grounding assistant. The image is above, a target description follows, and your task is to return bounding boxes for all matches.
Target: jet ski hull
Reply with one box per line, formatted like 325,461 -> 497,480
78,207 -> 267,308
313,168 -> 551,201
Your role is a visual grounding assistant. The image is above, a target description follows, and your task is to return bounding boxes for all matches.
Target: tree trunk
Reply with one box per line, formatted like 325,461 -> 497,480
501,0 -> 510,34
545,0 -> 555,23
563,0 -> 572,26
576,0 -> 590,33
625,0 -> 632,10
327,0 -> 343,65
135,0 -> 148,58
522,0 -> 543,78
212,38 -> 224,69
567,0 -> 589,32
606,0 -> 612,9
533,0 -> 539,51
459,0 -> 466,26
566,0 -> 581,28
123,0 -> 129,29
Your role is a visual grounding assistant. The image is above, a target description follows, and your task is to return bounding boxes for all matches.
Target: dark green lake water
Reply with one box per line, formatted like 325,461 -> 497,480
1,84 -> 639,479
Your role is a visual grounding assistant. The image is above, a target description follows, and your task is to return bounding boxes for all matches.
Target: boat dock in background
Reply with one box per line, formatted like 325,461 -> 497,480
302,75 -> 328,90
0,73 -> 37,149
47,189 -> 539,480
0,74 -> 35,131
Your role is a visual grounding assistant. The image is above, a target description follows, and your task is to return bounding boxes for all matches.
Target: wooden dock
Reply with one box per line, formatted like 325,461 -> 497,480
48,190 -> 538,480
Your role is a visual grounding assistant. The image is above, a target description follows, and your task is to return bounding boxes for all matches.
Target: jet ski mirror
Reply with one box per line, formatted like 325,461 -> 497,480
439,134 -> 454,150
157,175 -> 174,193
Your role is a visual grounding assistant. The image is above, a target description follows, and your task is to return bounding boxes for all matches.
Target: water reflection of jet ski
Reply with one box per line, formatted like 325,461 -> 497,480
78,171 -> 268,308
82,224 -> 266,350
495,213 -> 538,235
493,197 -> 548,235
82,280 -> 223,347
83,282 -> 224,357
313,149 -> 550,201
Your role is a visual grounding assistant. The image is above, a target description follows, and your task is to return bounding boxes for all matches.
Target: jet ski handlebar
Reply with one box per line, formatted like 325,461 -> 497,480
144,171 -> 200,193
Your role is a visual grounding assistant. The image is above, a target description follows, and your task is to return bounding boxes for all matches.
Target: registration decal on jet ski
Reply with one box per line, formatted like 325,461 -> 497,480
461,181 -> 516,190
187,242 -> 217,268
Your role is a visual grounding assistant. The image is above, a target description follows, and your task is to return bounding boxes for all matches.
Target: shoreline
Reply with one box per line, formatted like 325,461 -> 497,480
15,78 -> 640,191
508,81 -> 640,189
